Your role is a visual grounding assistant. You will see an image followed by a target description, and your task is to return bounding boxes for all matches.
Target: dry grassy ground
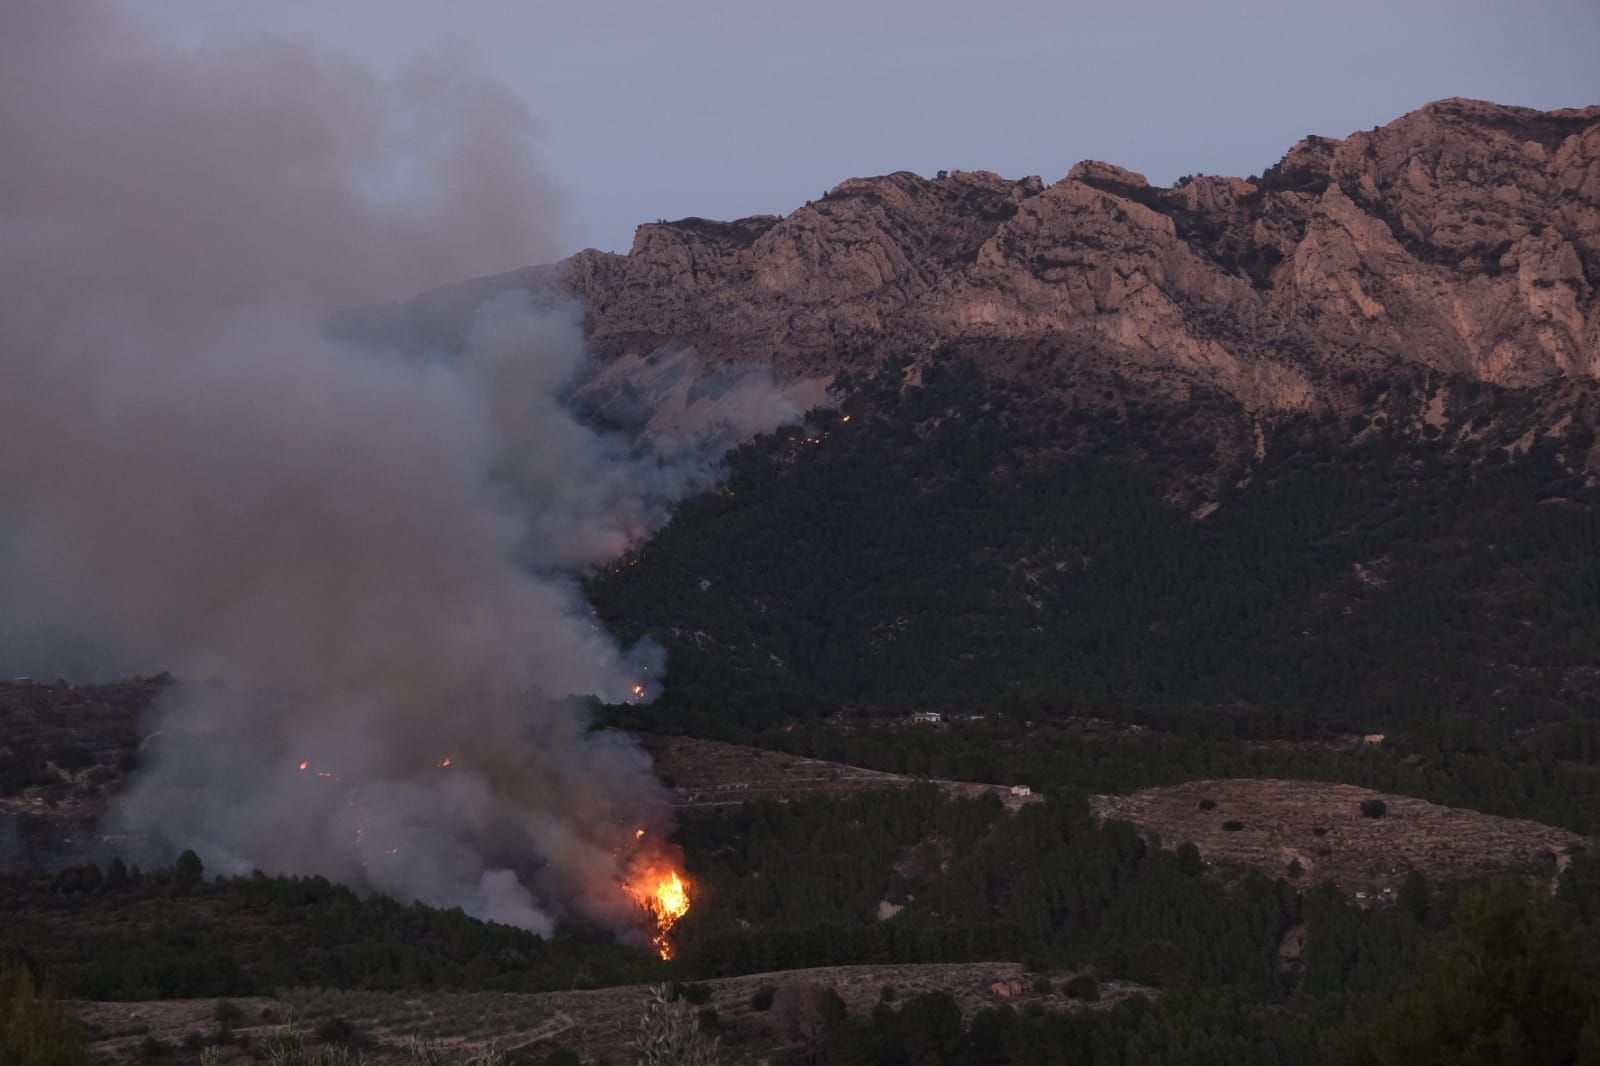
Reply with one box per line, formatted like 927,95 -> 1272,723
1091,778 -> 1585,898
639,734 -> 1039,811
77,963 -> 1145,1065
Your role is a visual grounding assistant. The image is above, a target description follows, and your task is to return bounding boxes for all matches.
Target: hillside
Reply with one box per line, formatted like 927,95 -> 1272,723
560,99 -> 1600,417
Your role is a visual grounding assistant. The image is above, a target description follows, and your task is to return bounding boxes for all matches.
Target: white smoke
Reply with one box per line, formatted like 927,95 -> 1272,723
0,1 -> 805,936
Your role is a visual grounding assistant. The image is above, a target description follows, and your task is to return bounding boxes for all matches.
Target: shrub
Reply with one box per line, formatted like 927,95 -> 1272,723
1361,799 -> 1388,819
749,986 -> 776,1012
0,963 -> 91,1066
878,985 -> 896,1003
1222,820 -> 1245,832
635,984 -> 721,1066
1063,974 -> 1100,1001
1031,976 -> 1051,995
214,1000 -> 244,1027
314,1017 -> 357,1045
1197,799 -> 1217,811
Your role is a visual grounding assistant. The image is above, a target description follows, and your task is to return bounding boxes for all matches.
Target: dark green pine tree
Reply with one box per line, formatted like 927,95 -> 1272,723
1358,882 -> 1595,1066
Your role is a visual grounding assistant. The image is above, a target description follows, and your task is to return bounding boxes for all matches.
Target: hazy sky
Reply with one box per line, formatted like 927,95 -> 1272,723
123,0 -> 1599,257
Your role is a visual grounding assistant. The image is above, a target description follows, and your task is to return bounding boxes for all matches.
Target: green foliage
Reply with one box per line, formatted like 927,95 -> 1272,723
678,790 -> 1293,991
595,357 -> 1600,833
635,984 -> 722,1066
0,962 -> 89,1066
1062,974 -> 1099,1001
172,849 -> 204,892
1358,883 -> 1597,1065
0,862 -> 655,999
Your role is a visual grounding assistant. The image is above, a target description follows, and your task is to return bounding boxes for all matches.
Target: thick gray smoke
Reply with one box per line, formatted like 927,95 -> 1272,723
0,1 -> 808,936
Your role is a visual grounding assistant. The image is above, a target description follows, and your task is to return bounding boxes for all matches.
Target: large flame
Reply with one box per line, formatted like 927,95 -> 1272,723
623,838 -> 692,960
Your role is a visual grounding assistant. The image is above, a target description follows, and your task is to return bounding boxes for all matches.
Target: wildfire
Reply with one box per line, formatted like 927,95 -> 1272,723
630,682 -> 646,700
623,839 -> 692,960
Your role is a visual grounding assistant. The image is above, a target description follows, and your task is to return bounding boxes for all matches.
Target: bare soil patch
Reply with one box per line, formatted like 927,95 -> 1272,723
79,963 -> 1146,1064
1091,778 -> 1584,898
640,734 -> 1039,811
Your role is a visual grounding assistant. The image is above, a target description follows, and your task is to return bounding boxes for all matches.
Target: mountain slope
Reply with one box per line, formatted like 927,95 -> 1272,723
563,99 -> 1600,418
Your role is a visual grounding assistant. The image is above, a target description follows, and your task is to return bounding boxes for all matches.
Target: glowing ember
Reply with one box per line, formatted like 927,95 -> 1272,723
623,865 -> 692,960
297,760 -> 309,771
437,756 -> 452,768
635,828 -> 646,840
630,682 -> 646,699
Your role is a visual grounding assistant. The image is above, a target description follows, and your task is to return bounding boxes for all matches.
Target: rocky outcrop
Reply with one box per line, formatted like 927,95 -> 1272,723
556,99 -> 1600,413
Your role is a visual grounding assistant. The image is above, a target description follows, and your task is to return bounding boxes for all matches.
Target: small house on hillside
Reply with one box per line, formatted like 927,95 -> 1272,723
908,711 -> 943,724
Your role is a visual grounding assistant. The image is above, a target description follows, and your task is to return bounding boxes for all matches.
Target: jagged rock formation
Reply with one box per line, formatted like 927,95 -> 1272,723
560,99 -> 1600,414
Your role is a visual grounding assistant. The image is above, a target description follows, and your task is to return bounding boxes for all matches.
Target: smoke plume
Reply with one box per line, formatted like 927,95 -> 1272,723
0,1 -> 806,936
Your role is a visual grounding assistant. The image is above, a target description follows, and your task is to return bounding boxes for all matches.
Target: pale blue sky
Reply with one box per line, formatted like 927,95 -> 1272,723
125,0 -> 1600,256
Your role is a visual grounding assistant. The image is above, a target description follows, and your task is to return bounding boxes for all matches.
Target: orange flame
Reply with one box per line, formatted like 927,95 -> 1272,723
298,760 -> 309,771
623,845 -> 691,960
438,756 -> 452,768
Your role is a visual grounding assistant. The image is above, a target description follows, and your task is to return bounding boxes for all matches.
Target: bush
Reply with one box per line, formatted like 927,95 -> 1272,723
1361,799 -> 1388,819
750,986 -> 776,1012
1063,974 -> 1100,1001
1031,976 -> 1051,995
1197,799 -> 1217,811
314,1016 -> 357,1045
879,985 -> 896,1002
1222,820 -> 1245,832
541,1049 -> 582,1066
635,984 -> 721,1066
1,963 -> 91,1066
214,1000 -> 244,1027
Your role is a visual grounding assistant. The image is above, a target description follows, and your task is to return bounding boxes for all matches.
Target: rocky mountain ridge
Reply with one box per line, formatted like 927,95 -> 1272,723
560,98 -> 1600,421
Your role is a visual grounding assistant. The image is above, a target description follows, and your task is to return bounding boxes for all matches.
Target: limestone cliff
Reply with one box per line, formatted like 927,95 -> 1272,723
559,99 -> 1600,416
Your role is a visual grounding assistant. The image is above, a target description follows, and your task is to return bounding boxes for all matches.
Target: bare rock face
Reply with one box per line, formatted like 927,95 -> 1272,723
559,99 -> 1600,413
